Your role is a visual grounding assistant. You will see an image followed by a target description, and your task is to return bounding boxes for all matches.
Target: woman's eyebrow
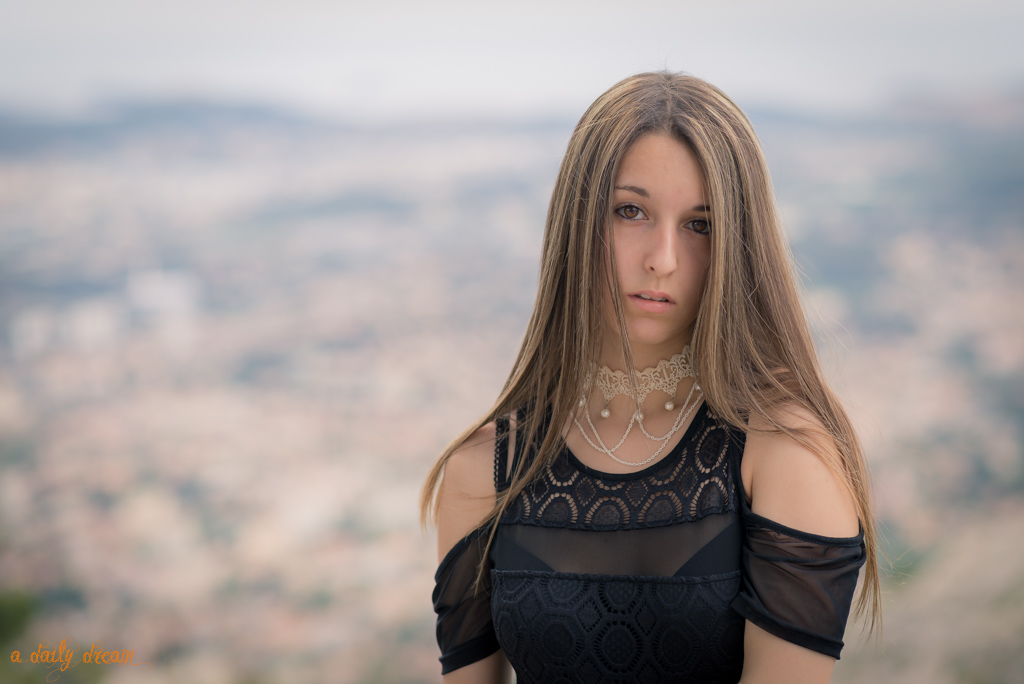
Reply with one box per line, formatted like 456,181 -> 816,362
614,184 -> 648,197
615,185 -> 711,214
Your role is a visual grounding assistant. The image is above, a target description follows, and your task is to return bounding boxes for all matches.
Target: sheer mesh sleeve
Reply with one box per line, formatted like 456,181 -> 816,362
432,527 -> 500,674
731,506 -> 865,659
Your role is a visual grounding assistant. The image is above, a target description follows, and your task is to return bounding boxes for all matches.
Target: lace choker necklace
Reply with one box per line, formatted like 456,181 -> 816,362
589,346 -> 696,418
573,346 -> 703,468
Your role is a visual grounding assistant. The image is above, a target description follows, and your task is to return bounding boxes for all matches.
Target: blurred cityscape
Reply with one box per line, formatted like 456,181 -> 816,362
0,91 -> 1021,683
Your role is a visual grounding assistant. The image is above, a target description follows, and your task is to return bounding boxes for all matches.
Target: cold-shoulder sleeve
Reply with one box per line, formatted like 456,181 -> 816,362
731,504 -> 866,659
432,526 -> 500,674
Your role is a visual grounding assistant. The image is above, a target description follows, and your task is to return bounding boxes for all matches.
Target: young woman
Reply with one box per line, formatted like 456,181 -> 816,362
421,72 -> 879,683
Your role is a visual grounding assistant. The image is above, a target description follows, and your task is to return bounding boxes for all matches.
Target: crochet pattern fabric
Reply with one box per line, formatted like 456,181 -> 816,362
492,570 -> 744,683
501,408 -> 732,531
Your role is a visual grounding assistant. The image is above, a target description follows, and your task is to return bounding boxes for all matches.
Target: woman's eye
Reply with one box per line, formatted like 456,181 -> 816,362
615,204 -> 645,220
687,219 -> 711,234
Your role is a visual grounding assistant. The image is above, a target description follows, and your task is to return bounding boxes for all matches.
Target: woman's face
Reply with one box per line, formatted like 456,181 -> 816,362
604,132 -> 712,364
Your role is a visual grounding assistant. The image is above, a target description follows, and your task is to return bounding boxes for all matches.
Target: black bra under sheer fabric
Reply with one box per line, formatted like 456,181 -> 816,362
432,404 -> 866,681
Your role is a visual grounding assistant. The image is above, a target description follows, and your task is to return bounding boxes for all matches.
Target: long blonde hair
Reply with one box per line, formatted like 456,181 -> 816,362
421,71 -> 880,629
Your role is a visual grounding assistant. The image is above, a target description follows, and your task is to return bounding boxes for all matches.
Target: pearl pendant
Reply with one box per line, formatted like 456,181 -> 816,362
579,396 -> 586,408
636,411 -> 644,421
665,401 -> 675,411
600,407 -> 610,419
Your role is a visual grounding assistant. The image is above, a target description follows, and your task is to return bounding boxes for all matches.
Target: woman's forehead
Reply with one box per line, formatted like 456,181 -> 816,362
614,133 -> 708,207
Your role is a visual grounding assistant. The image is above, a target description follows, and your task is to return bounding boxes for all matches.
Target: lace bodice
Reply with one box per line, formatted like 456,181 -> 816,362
433,404 -> 865,682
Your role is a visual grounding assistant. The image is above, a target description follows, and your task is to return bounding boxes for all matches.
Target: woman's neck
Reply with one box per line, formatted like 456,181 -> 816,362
596,342 -> 690,374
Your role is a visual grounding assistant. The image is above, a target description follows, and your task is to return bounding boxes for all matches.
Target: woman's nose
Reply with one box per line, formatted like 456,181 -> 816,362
644,223 -> 679,276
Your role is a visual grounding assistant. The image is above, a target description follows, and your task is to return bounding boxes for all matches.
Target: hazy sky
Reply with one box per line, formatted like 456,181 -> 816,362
2,0 -> 1022,120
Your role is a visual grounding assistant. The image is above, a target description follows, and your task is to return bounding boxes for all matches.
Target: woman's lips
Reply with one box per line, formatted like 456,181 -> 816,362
628,291 -> 674,313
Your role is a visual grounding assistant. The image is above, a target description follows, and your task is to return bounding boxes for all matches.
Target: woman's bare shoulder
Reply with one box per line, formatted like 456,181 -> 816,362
741,403 -> 859,538
444,421 -> 499,498
436,421 -> 499,560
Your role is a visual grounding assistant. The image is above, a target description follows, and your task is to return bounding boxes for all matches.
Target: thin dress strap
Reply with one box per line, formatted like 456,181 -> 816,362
494,414 -> 510,492
494,409 -> 528,494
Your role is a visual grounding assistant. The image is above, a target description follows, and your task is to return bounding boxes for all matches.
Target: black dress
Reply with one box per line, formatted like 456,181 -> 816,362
433,403 -> 865,683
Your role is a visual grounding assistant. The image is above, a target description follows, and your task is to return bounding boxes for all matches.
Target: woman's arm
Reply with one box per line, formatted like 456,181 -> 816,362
442,650 -> 512,684
436,422 -> 513,684
738,406 -> 860,684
